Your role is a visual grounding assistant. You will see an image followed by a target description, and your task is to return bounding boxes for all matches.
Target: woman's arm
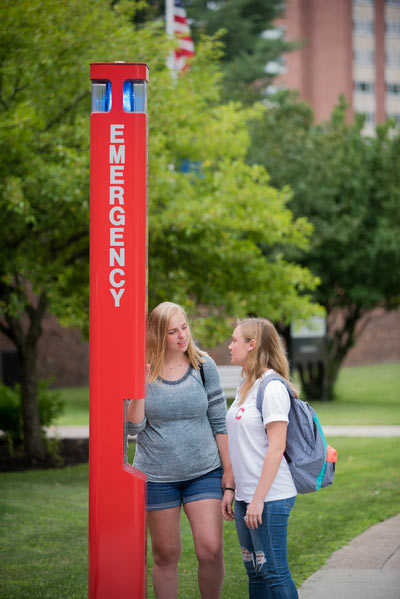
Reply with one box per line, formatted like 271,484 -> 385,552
217,434 -> 235,522
127,398 -> 145,424
245,421 -> 287,530
215,433 -> 234,489
203,357 -> 228,438
127,364 -> 149,425
201,356 -> 234,498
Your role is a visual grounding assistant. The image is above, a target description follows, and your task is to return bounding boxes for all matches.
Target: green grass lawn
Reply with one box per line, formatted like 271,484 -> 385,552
55,362 -> 400,426
1,436 -> 399,599
308,362 -> 400,424
8,361 -> 395,597
55,386 -> 89,425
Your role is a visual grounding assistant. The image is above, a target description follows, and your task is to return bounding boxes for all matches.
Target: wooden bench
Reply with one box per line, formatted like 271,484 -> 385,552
216,365 -> 242,399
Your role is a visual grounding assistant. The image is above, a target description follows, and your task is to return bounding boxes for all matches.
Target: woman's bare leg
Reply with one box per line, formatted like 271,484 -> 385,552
184,499 -> 224,599
148,506 -> 182,599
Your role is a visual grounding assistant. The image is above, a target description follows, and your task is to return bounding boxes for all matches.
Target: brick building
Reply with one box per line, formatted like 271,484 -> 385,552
0,314 -> 89,388
271,0 -> 400,133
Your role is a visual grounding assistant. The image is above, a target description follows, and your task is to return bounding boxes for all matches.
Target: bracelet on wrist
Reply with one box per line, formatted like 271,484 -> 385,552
224,487 -> 235,492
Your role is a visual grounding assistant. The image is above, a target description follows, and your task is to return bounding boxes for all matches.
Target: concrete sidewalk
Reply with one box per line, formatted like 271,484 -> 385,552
299,513 -> 400,598
323,425 -> 400,437
46,425 -> 400,439
46,425 -> 90,438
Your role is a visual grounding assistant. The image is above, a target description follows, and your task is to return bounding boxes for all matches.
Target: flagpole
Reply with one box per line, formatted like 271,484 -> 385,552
166,0 -> 195,73
166,0 -> 175,72
166,0 -> 174,36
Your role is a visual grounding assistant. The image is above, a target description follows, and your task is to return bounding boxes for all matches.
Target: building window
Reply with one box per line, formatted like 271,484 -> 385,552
385,22 -> 400,36
353,0 -> 373,4
385,0 -> 400,6
386,82 -> 400,94
386,52 -> 400,66
362,112 -> 375,125
353,19 -> 374,34
354,81 -> 375,92
354,49 -> 375,64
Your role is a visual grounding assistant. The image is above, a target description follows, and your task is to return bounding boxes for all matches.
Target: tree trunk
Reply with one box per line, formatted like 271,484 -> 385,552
321,305 -> 364,401
1,290 -> 48,460
19,342 -> 46,460
321,356 -> 342,402
295,305 -> 364,401
296,360 -> 327,401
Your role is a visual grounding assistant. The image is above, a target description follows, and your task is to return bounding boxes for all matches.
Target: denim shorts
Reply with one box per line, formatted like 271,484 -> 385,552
146,467 -> 224,511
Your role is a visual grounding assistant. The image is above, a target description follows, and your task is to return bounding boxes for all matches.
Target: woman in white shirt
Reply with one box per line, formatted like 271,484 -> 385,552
223,318 -> 298,599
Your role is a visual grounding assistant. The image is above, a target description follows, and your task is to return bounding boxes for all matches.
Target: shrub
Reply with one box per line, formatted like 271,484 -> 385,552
0,384 -> 22,445
0,379 -> 64,448
37,379 -> 64,430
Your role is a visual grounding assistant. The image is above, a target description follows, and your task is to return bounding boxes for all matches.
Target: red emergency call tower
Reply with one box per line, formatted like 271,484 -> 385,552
89,62 -> 149,598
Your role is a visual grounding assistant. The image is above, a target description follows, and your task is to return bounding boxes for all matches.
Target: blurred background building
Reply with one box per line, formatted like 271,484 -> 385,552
270,0 -> 400,134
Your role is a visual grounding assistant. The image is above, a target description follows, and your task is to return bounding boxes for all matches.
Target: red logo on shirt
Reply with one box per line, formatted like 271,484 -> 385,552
235,408 -> 245,420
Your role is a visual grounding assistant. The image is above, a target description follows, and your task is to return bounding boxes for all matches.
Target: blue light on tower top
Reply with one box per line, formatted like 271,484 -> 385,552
91,79 -> 147,113
91,81 -> 112,113
123,81 -> 147,113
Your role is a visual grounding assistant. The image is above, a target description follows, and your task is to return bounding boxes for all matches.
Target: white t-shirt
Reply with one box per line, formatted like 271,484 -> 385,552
226,369 -> 297,503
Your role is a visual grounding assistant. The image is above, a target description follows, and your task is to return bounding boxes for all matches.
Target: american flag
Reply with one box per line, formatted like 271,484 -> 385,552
166,0 -> 195,72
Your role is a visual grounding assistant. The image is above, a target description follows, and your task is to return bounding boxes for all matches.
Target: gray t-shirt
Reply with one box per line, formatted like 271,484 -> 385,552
128,355 -> 227,482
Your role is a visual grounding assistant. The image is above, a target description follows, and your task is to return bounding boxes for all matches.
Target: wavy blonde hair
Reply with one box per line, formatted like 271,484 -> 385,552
147,302 -> 206,383
238,318 -> 299,404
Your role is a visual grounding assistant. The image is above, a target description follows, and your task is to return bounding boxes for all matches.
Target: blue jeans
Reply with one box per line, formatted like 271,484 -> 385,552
234,497 -> 298,599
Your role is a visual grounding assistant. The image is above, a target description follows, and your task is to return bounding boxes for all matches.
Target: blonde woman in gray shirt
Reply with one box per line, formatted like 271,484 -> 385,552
128,302 -> 233,599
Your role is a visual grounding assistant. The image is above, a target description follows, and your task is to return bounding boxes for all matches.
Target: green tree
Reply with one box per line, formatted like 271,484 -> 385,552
249,93 -> 400,399
135,0 -> 294,103
0,0 -> 167,459
148,79 -> 319,343
185,0 -> 293,102
0,0 -> 317,459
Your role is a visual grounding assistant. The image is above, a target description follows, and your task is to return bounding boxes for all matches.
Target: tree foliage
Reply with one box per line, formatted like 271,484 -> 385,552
0,0 -> 318,457
248,92 -> 400,397
148,73 -> 319,343
135,0 -> 294,103
184,0 -> 291,99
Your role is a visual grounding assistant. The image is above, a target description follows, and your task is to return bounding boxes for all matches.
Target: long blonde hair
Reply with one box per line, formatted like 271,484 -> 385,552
238,318 -> 299,404
147,302 -> 206,383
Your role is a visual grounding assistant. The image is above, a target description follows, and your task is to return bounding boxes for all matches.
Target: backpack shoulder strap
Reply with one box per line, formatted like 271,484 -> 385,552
256,373 -> 295,421
199,363 -> 205,386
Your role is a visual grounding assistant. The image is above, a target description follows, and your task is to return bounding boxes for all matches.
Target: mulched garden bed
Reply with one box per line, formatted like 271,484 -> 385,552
0,438 -> 89,472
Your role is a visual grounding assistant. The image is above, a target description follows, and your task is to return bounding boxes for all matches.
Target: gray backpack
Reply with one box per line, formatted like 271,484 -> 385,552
256,373 -> 337,494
